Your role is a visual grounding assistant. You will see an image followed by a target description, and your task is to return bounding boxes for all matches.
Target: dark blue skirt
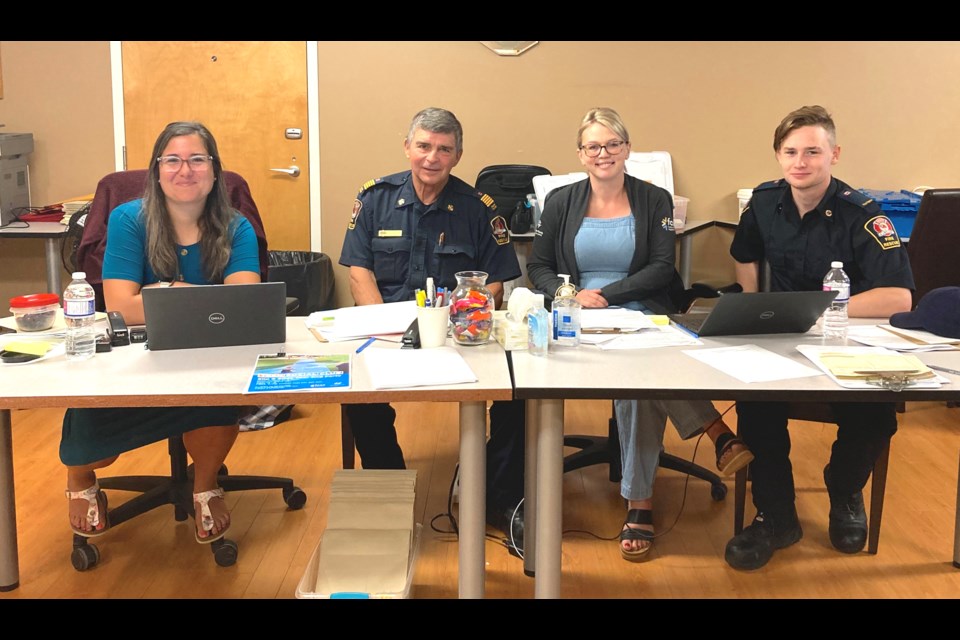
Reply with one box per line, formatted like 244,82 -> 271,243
60,406 -> 240,466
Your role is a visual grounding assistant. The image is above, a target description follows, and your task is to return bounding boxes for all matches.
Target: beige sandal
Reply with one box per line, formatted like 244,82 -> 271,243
65,481 -> 110,538
194,488 -> 229,544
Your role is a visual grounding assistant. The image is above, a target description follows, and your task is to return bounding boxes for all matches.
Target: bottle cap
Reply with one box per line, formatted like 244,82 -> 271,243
72,271 -> 87,279
830,261 -> 843,269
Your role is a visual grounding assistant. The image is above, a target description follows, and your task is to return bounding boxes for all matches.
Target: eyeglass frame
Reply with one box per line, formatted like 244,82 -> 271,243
156,154 -> 215,172
578,140 -> 629,158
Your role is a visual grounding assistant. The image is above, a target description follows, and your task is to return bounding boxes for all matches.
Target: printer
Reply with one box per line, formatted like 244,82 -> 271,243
0,132 -> 34,226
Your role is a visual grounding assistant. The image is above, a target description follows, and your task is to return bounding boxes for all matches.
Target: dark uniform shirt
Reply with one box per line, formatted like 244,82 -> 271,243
730,177 -> 914,295
339,170 -> 521,303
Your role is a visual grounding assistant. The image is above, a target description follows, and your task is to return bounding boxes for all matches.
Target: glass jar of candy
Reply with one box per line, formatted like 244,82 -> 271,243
449,271 -> 494,345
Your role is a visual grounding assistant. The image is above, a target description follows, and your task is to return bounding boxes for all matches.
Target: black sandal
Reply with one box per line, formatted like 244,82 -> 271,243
715,432 -> 754,477
620,508 -> 654,562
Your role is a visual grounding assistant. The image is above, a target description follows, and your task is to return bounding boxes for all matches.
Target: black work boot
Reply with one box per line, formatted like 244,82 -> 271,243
724,508 -> 803,571
487,502 -> 524,557
823,464 -> 868,554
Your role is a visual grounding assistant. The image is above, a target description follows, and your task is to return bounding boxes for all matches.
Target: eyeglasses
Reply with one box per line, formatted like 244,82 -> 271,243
579,141 -> 627,157
157,155 -> 214,172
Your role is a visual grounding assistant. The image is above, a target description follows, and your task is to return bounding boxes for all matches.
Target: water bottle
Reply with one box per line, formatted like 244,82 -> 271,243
63,271 -> 96,360
527,293 -> 549,356
822,261 -> 850,340
551,274 -> 581,347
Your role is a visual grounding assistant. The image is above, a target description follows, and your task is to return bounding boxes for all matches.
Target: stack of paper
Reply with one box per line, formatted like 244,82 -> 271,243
361,346 -> 478,389
306,301 -> 418,342
315,469 -> 418,597
796,345 -> 945,389
848,325 -> 959,352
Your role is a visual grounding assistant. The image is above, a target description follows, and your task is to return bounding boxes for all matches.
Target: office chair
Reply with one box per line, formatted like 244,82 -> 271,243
69,170 -> 307,572
905,188 -> 960,307
562,272 -> 742,501
731,404 -> 890,554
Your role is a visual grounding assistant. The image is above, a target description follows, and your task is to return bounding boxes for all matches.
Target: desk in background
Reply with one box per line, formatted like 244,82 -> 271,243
0,221 -> 67,295
0,318 -> 513,597
510,322 -> 960,598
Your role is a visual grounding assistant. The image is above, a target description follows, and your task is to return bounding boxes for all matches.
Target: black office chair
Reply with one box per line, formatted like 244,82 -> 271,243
562,273 -> 742,500
69,170 -> 307,572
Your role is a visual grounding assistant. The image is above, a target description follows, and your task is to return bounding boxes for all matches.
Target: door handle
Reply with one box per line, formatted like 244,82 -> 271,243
270,165 -> 300,178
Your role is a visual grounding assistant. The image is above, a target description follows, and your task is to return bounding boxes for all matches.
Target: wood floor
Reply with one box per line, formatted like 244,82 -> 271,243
1,400 -> 958,599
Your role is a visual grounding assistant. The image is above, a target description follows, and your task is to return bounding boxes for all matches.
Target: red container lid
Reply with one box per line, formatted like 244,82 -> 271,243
9,293 -> 60,308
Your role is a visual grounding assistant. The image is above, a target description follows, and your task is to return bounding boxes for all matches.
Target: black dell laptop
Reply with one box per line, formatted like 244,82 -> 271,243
142,282 -> 286,350
669,291 -> 838,337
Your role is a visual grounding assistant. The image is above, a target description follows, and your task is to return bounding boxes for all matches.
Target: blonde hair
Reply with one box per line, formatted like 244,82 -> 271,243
577,107 -> 630,148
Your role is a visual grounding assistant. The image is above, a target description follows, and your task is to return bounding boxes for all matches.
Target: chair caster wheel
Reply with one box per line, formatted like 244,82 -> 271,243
710,482 -> 727,501
211,538 -> 238,567
283,486 -> 307,510
71,543 -> 100,571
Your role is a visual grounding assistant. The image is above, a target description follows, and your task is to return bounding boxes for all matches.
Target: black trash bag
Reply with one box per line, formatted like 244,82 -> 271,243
267,251 -> 335,316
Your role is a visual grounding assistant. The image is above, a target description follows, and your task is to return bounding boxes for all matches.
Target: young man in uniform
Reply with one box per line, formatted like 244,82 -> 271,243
339,107 -> 526,549
725,105 -> 914,570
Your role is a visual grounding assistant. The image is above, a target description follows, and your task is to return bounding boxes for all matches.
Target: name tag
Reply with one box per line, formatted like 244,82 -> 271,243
378,229 -> 403,238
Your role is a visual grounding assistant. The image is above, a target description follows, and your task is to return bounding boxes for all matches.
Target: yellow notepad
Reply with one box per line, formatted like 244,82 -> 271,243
818,352 -> 935,380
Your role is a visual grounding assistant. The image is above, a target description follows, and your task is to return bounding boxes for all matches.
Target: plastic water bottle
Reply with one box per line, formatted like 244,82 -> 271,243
822,261 -> 850,340
551,274 -> 581,347
527,293 -> 549,356
63,271 -> 96,360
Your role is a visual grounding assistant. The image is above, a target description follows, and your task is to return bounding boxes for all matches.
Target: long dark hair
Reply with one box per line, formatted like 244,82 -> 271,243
142,121 -> 236,282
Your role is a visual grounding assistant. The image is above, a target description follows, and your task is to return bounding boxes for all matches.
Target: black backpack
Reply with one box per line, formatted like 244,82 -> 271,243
474,164 -> 550,232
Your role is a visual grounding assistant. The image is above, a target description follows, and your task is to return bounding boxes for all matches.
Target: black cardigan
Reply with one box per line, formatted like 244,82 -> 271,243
527,173 -> 677,313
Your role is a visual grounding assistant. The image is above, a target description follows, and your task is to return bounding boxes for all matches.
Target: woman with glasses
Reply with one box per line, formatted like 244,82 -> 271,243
62,121 -> 259,544
528,107 -> 752,562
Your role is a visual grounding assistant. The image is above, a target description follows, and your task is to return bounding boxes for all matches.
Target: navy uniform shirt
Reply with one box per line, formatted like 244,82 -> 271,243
339,170 -> 522,303
731,177 -> 914,295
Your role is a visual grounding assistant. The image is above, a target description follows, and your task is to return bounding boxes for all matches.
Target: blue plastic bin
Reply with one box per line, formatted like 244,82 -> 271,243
858,189 -> 922,239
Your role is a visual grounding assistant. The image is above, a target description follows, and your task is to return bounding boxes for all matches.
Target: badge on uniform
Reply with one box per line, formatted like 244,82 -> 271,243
864,215 -> 901,250
490,215 -> 510,245
480,193 -> 498,211
348,199 -> 362,230
661,216 -> 675,232
378,230 -> 403,238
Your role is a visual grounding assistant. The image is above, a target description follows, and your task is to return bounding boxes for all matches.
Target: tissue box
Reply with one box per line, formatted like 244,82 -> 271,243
492,310 -> 528,350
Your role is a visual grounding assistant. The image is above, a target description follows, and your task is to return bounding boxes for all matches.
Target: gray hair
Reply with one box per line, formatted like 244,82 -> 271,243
406,107 -> 464,153
577,107 -> 631,149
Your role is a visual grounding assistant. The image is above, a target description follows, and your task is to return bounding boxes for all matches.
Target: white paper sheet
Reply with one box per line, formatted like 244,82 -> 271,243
847,325 -> 958,352
360,345 -> 478,389
683,344 -> 823,383
877,324 -> 960,346
795,344 -> 946,389
580,308 -> 657,331
596,325 -> 702,350
307,301 -> 418,342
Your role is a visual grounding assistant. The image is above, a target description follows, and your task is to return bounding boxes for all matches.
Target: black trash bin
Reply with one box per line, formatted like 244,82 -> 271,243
267,251 -> 335,316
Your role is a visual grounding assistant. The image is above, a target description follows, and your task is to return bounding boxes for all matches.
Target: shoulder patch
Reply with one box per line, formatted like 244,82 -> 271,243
490,215 -> 510,245
864,215 -> 901,250
347,198 -> 362,230
357,178 -> 379,195
479,193 -> 498,211
661,216 -> 675,232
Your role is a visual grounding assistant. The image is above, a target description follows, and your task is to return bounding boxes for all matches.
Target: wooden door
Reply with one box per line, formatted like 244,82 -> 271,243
121,41 -> 309,251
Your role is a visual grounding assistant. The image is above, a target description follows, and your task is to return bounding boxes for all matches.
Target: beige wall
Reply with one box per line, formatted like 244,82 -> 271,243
3,41 -> 959,311
0,41 -> 114,307
319,41 -> 960,305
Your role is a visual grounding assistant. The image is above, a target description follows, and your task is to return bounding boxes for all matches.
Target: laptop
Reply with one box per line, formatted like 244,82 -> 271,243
142,282 -> 286,350
669,291 -> 837,337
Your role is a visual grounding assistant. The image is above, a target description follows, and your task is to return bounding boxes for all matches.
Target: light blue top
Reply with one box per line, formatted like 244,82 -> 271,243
102,198 -> 259,285
574,214 -> 647,312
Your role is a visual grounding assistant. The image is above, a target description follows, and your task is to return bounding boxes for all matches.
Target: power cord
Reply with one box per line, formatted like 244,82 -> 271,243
430,402 -> 740,556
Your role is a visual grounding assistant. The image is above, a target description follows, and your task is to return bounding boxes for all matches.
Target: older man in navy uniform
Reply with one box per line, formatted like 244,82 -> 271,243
725,105 -> 914,570
339,107 -> 526,548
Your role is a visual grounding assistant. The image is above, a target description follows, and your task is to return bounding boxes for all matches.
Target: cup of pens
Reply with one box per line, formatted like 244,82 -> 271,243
416,278 -> 450,348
